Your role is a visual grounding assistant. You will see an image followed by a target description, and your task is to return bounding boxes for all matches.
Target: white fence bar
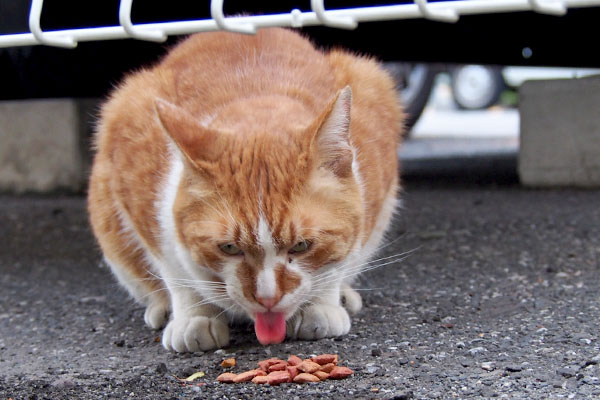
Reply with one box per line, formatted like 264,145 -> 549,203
414,0 -> 460,22
0,0 -> 599,48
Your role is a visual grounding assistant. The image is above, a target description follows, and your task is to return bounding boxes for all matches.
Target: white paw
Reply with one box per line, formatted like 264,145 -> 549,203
340,284 -> 362,315
162,316 -> 229,352
144,297 -> 170,330
289,304 -> 351,340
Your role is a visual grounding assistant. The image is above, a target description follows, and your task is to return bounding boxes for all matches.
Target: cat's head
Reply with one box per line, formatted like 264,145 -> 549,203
156,87 -> 362,343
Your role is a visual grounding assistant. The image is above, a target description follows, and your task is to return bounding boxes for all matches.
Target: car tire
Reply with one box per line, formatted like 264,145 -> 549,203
384,62 -> 437,134
451,65 -> 505,110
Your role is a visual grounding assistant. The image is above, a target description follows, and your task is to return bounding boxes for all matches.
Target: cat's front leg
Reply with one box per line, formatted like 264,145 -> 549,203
288,282 -> 351,341
160,280 -> 229,352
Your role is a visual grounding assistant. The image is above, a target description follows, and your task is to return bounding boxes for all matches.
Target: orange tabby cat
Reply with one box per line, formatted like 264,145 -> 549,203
88,28 -> 403,352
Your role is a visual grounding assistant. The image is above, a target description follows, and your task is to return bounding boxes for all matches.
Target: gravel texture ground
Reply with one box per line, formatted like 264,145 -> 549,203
1,179 -> 599,399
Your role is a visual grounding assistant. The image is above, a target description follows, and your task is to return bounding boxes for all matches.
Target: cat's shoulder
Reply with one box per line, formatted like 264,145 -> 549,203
327,50 -> 397,97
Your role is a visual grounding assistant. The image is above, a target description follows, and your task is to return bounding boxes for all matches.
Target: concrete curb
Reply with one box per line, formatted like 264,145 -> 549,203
0,98 -> 99,193
519,75 -> 600,187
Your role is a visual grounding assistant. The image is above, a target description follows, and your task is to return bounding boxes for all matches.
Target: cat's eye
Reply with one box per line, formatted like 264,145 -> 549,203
289,241 -> 311,254
219,243 -> 243,256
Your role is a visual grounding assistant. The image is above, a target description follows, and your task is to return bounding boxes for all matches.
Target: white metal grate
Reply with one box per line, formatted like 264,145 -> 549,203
1,0 -> 599,48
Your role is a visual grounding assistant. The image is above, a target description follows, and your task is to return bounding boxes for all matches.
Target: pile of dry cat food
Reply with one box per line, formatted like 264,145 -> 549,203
217,354 -> 353,385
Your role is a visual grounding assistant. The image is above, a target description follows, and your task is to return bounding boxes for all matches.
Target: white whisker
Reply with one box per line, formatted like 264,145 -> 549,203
137,270 -> 227,287
214,189 -> 238,227
311,251 -> 415,289
372,233 -> 409,254
312,248 -> 417,285
334,255 -> 412,282
214,304 -> 236,320
310,286 -> 383,295
186,295 -> 231,311
140,286 -> 171,299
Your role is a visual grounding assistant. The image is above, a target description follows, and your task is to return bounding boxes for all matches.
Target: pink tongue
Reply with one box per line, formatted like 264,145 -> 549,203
254,312 -> 286,345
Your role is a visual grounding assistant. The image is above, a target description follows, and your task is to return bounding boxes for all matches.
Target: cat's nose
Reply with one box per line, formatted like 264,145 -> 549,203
255,295 -> 281,310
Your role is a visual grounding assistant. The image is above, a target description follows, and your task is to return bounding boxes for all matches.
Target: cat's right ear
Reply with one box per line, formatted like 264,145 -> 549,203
155,99 -> 223,169
308,86 -> 354,179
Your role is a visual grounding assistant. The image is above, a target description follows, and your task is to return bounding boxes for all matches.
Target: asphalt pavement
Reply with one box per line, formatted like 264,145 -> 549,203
1,145 -> 600,399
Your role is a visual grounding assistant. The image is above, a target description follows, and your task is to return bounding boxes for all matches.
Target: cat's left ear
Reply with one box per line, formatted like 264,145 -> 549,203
309,85 -> 354,178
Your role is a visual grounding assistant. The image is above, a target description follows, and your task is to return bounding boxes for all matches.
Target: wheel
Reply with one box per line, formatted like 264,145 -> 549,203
384,62 -> 437,132
451,65 -> 505,110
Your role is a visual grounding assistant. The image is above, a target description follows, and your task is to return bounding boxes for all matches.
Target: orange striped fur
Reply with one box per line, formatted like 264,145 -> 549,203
88,28 -> 403,351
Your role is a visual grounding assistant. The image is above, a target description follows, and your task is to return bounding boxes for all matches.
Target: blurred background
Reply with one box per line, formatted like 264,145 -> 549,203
0,0 -> 599,190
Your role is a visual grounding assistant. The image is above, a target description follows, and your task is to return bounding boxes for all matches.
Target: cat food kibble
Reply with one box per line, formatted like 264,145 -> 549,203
251,375 -> 269,384
287,355 -> 302,366
313,370 -> 330,381
268,362 -> 288,372
311,354 -> 338,365
258,358 -> 284,371
328,366 -> 354,380
220,357 -> 236,368
266,371 -> 292,385
232,369 -> 266,383
293,373 -> 321,383
216,354 -> 353,385
320,363 -> 336,373
216,372 -> 237,383
297,360 -> 322,374
286,365 -> 299,380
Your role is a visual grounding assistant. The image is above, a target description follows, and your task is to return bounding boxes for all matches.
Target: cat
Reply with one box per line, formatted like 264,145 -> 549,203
88,28 -> 403,352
